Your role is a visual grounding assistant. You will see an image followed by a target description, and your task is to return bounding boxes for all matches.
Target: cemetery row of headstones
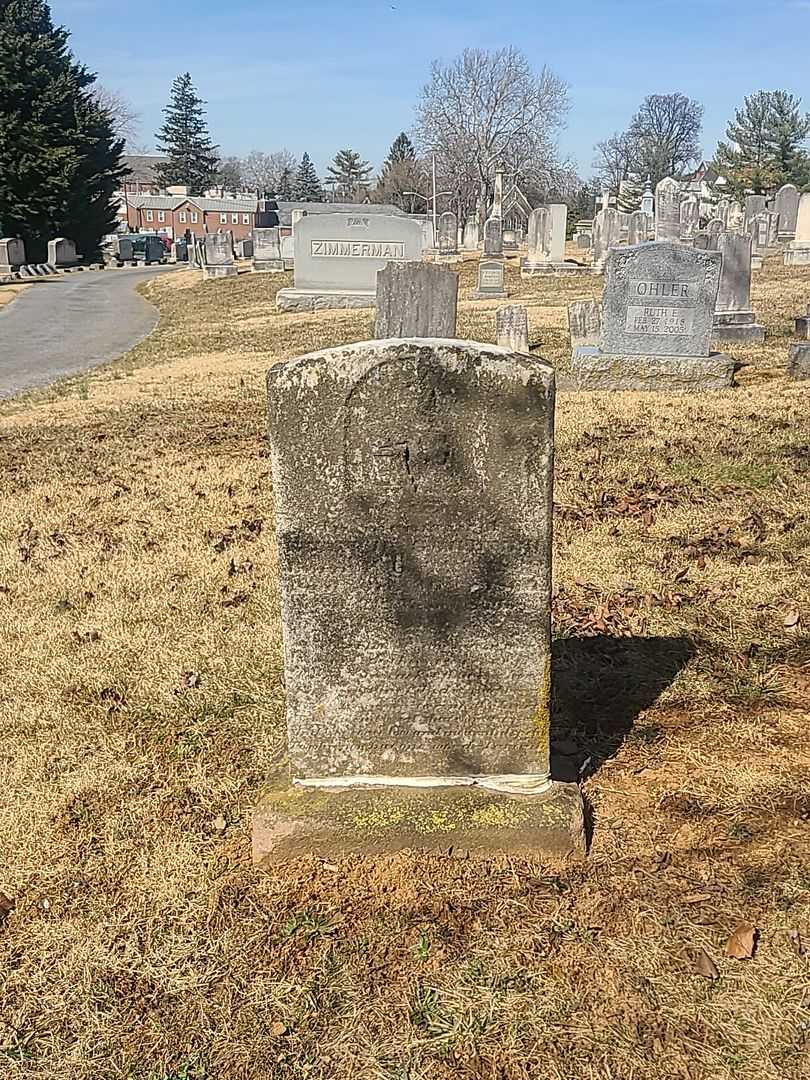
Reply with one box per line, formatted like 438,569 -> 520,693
0,236 -> 79,281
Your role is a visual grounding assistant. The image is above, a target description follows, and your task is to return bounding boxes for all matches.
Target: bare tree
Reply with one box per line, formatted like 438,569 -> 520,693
626,93 -> 703,184
91,85 -> 140,145
240,149 -> 296,195
592,132 -> 632,196
414,47 -> 570,220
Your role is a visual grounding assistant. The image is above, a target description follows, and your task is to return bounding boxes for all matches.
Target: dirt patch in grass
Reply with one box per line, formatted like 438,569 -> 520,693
0,258 -> 808,1080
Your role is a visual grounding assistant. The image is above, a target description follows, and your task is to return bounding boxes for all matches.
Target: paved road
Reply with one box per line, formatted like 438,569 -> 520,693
0,265 -> 174,399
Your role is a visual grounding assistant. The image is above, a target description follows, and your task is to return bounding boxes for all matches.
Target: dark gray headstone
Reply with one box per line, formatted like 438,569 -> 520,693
267,338 -> 556,781
602,241 -> 721,358
473,258 -> 507,298
788,343 -> 810,379
776,184 -> 800,238
375,261 -> 458,338
483,217 -> 503,257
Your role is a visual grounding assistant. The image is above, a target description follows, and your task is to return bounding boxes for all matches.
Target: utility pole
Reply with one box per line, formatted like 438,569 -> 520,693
432,154 -> 438,240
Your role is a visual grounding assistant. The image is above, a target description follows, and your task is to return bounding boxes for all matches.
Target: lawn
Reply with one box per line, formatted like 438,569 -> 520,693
0,252 -> 808,1080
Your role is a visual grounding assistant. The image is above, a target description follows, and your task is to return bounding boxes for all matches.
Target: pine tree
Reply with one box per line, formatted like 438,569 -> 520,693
327,148 -> 372,198
0,0 -> 125,261
155,73 -> 219,195
384,132 -> 416,172
276,166 -> 294,201
715,90 -> 810,196
292,153 -> 323,201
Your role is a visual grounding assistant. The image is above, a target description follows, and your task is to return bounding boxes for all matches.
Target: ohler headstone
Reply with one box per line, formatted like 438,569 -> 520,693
572,241 -> 734,390
375,261 -> 458,339
254,338 -> 584,861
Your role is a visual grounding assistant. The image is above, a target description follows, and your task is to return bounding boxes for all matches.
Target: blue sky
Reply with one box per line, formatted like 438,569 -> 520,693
52,0 -> 810,178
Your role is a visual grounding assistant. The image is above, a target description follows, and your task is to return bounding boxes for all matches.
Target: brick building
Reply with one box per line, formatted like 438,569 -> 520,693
122,194 -> 258,239
119,155 -> 165,196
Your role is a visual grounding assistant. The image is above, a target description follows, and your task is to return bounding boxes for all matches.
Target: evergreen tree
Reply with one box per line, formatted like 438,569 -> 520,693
0,0 -> 125,261
715,90 -> 810,196
292,153 -> 323,201
384,132 -> 417,172
276,165 -> 294,201
327,148 -> 372,198
155,73 -> 219,195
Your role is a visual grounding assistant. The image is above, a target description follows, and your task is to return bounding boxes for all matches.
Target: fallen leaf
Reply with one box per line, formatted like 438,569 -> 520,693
787,928 -> 804,957
783,609 -> 801,628
695,949 -> 720,980
269,1021 -> 287,1037
725,922 -> 757,959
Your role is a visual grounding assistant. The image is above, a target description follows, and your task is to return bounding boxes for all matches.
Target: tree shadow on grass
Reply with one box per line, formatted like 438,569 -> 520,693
551,635 -> 695,782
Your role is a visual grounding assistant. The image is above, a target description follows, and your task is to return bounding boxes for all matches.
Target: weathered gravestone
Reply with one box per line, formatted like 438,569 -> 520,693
745,195 -> 767,233
375,261 -> 458,338
280,234 -> 295,271
203,233 -> 237,279
776,183 -> 800,241
794,304 -> 810,339
592,208 -> 621,272
253,227 -> 284,272
712,231 -> 764,344
0,238 -> 25,274
627,211 -> 649,247
679,196 -> 700,241
655,178 -> 681,242
750,211 -> 770,268
571,241 -> 734,391
784,194 -> 810,266
253,338 -> 584,861
437,211 -> 459,257
522,204 -> 586,275
48,237 -> 77,267
568,299 -> 603,351
483,216 -> 503,258
788,343 -> 810,379
496,305 -> 529,353
472,258 -> 507,299
705,219 -> 724,250
461,216 -> 480,250
277,213 -> 424,311
502,228 -> 519,252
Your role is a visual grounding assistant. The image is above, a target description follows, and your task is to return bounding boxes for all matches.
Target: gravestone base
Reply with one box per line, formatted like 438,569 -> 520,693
572,346 -> 735,391
203,265 -> 238,279
712,311 -> 765,344
788,343 -> 810,379
471,286 -> 508,300
435,252 -> 461,263
751,255 -> 764,270
276,287 -> 375,312
252,780 -> 586,864
252,259 -> 285,273
521,259 -> 589,277
784,244 -> 810,266
778,231 -> 796,245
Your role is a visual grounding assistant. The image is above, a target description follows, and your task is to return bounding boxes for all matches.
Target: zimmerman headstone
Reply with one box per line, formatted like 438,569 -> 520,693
472,258 -> 507,299
655,178 -> 682,242
253,337 -> 584,861
203,233 -> 237,279
496,305 -> 529,353
0,238 -> 25,274
784,193 -> 810,266
276,213 -> 424,311
253,227 -> 284,272
712,231 -> 764,344
572,241 -> 734,391
375,261 -> 458,338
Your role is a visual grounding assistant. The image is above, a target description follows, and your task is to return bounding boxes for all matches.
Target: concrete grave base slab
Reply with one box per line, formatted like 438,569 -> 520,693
712,311 -> 765,344
470,288 -> 508,300
276,287 -> 375,312
252,780 -> 585,864
203,265 -> 238,279
784,245 -> 810,266
572,346 -> 735,391
521,260 -> 589,276
751,256 -> 764,270
252,260 -> 285,273
789,343 -> 810,379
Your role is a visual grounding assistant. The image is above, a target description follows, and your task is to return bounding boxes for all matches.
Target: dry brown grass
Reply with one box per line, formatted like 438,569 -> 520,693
0,255 -> 808,1080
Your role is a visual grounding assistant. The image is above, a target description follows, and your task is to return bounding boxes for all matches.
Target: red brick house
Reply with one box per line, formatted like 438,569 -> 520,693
122,194 -> 258,240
